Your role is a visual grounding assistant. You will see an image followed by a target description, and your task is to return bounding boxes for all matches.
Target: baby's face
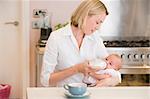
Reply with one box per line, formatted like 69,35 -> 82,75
105,55 -> 121,70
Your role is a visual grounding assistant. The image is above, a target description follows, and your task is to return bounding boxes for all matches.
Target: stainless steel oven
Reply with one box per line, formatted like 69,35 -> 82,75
103,37 -> 150,86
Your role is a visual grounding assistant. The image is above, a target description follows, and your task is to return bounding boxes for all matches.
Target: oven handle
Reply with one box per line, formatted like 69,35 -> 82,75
122,65 -> 150,69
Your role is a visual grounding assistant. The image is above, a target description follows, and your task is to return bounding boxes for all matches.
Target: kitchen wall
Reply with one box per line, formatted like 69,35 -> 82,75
100,0 -> 150,38
30,0 -> 81,86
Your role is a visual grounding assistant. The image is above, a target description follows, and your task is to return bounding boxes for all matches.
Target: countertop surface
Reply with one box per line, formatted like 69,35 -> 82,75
27,87 -> 150,99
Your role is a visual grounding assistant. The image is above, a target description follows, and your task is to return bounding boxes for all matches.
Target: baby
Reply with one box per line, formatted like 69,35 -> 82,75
83,54 -> 122,86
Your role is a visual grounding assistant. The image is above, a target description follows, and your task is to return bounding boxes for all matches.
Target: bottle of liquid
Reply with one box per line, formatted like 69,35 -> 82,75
89,58 -> 107,69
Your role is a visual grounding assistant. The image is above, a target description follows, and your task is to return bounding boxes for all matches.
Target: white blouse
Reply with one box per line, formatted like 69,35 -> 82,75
40,23 -> 109,87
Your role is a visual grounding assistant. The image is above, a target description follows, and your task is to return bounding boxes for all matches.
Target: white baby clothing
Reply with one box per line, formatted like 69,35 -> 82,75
86,69 -> 121,84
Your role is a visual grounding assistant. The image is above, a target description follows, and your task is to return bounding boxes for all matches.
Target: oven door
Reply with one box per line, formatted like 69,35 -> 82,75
120,66 -> 150,74
118,66 -> 150,86
117,74 -> 150,86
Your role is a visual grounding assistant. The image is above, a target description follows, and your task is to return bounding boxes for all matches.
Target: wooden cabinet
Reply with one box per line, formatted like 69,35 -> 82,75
36,47 -> 45,87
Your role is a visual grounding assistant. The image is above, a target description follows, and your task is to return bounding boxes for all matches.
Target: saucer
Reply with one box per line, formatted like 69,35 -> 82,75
64,91 -> 91,98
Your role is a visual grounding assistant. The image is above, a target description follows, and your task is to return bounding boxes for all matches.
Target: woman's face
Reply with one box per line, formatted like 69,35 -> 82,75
82,12 -> 106,35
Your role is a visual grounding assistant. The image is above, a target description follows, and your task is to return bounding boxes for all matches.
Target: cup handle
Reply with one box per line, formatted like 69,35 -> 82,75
64,85 -> 69,90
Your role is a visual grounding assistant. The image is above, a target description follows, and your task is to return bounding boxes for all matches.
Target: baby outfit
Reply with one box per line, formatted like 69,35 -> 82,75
83,58 -> 121,85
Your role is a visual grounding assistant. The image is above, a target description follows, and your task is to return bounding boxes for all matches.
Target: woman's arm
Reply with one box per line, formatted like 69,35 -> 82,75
89,71 -> 111,80
95,76 -> 120,87
49,62 -> 90,86
49,65 -> 77,86
89,71 -> 120,87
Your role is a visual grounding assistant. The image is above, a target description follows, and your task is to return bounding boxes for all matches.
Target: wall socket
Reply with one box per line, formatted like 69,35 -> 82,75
32,20 -> 40,29
33,9 -> 48,18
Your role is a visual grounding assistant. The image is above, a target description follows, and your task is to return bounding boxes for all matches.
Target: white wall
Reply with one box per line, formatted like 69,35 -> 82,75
100,0 -> 150,37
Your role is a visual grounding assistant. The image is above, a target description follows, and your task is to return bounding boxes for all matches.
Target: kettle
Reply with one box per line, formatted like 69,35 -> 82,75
40,27 -> 52,40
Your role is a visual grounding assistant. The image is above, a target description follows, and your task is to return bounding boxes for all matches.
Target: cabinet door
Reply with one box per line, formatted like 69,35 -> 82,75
36,52 -> 44,87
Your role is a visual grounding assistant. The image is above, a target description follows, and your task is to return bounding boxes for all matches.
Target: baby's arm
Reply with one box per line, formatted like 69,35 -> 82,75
95,69 -> 121,87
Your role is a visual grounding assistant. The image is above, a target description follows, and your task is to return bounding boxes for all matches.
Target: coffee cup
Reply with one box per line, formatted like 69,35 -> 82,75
64,83 -> 87,95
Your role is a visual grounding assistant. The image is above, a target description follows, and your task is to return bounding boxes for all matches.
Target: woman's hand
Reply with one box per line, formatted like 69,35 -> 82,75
74,61 -> 98,76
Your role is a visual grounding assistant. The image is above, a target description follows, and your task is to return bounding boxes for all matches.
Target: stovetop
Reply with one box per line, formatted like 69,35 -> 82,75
102,37 -> 150,47
103,40 -> 150,47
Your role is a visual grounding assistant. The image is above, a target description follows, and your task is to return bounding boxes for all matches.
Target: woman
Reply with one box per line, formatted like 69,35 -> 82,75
41,0 -> 120,87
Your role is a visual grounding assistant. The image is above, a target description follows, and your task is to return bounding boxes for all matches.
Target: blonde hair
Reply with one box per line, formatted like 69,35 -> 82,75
71,0 -> 108,29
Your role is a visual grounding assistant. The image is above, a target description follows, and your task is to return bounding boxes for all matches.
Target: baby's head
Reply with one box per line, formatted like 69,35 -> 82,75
105,54 -> 122,70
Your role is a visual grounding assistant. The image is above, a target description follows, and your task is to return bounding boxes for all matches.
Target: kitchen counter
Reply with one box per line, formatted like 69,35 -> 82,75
27,87 -> 150,99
